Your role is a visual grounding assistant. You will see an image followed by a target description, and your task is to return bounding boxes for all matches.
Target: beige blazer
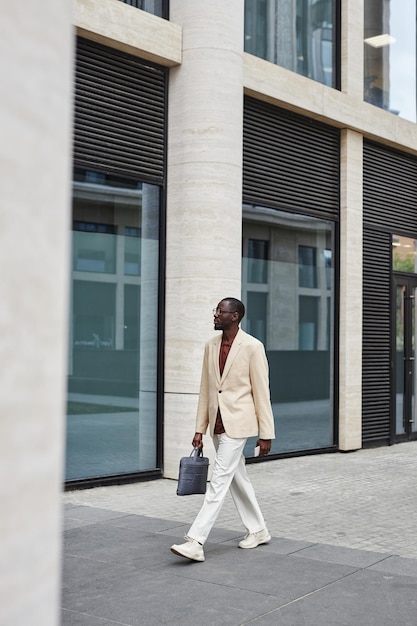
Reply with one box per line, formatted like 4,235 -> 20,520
195,328 -> 276,440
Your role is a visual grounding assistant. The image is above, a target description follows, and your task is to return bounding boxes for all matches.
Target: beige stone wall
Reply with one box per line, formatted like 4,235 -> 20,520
0,1 -> 73,624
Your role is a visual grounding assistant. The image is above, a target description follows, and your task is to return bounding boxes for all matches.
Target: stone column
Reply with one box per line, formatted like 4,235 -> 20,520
339,1 -> 364,450
0,1 -> 73,624
339,129 -> 363,451
165,0 -> 244,477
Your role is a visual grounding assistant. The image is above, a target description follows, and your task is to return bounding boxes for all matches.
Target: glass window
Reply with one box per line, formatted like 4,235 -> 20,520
298,245 -> 317,287
244,0 -> 337,87
119,0 -> 165,18
73,222 -> 116,273
247,291 -> 268,345
66,170 -> 160,481
242,205 -> 335,455
124,226 -> 141,276
392,235 -> 417,272
247,238 -> 269,283
364,0 -> 416,122
324,248 -> 332,289
299,295 -> 319,349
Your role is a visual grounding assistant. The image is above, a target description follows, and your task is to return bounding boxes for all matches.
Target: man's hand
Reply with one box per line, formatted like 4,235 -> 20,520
256,438 -> 271,456
192,432 -> 203,449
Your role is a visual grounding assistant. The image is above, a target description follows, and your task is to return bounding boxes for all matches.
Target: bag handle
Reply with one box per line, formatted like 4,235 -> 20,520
191,447 -> 203,458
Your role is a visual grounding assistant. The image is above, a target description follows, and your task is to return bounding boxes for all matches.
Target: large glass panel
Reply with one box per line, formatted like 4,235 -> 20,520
119,0 -> 165,18
66,170 -> 160,480
242,205 -> 334,455
244,0 -> 336,87
364,0 -> 416,122
392,235 -> 417,272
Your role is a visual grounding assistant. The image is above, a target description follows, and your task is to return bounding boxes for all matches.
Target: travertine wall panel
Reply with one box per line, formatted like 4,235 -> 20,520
164,0 -> 244,478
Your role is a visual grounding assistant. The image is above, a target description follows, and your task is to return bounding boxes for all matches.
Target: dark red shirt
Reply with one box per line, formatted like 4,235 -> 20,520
214,337 -> 234,434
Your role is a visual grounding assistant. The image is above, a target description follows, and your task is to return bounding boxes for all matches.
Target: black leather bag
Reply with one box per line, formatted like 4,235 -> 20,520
177,448 -> 209,496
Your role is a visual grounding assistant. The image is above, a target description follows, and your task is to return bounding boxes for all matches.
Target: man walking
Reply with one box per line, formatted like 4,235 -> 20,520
171,297 -> 275,562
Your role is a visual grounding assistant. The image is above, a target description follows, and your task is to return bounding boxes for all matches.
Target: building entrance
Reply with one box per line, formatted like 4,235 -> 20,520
393,275 -> 417,441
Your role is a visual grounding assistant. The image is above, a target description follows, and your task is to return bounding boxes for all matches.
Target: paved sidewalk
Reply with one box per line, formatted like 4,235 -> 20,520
62,442 -> 417,625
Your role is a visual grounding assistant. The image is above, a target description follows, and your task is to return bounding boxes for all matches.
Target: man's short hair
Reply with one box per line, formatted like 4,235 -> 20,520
223,297 -> 245,322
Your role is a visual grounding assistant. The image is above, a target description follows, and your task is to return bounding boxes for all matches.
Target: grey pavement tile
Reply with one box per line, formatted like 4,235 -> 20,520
64,524 -> 174,567
63,564 -> 281,626
170,544 -> 357,602
62,609 -> 129,626
64,517 -> 98,530
62,555 -> 137,602
64,505 -> 128,523
101,514 -> 186,533
292,542 -> 391,568
368,554 -> 417,577
246,568 -> 417,626
156,522 -> 189,536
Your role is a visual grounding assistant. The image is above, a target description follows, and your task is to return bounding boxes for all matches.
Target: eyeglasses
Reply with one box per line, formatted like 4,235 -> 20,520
213,308 -> 237,316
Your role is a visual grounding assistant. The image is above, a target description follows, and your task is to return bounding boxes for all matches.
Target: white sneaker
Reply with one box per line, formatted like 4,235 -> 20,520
238,528 -> 271,549
170,537 -> 205,562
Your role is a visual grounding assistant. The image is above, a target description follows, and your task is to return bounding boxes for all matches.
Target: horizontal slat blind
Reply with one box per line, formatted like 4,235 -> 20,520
362,228 -> 391,442
364,140 -> 417,234
74,38 -> 166,183
243,97 -> 339,219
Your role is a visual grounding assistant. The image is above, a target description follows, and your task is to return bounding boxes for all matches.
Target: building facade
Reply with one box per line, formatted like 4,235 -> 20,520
67,0 -> 417,487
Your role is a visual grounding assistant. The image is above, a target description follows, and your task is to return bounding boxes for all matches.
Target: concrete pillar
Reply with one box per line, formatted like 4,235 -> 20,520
0,2 -> 73,624
164,0 -> 244,477
339,129 -> 363,451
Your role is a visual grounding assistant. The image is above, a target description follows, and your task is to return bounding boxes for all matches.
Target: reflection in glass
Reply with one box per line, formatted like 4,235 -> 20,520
299,245 -> 317,287
247,239 -> 269,283
73,222 -> 116,273
66,171 -> 160,480
242,205 -> 334,455
244,0 -> 336,87
364,0 -> 416,122
395,284 -> 405,435
412,288 -> 417,433
392,235 -> 417,273
119,0 -> 165,17
395,282 -> 417,436
124,227 -> 141,276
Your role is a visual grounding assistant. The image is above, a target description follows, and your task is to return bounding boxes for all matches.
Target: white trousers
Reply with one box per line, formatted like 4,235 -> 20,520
187,433 -> 266,545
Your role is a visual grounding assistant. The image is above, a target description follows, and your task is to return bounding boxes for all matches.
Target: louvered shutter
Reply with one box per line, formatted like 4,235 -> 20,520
243,97 -> 339,219
74,37 -> 166,184
362,228 -> 392,442
363,140 -> 417,234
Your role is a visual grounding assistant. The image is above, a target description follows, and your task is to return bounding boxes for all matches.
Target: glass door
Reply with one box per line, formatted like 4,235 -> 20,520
393,275 -> 417,440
